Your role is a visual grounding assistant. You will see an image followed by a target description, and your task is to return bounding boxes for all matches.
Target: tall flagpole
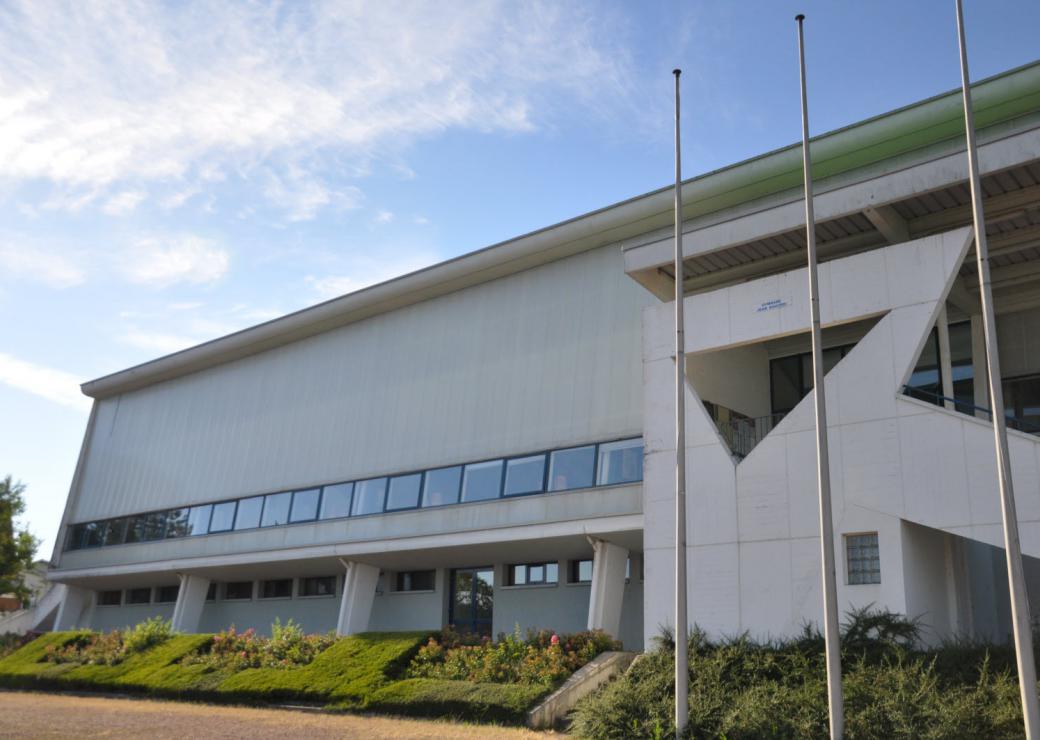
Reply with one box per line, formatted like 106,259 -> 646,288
796,15 -> 844,739
955,2 -> 1040,735
671,67 -> 689,739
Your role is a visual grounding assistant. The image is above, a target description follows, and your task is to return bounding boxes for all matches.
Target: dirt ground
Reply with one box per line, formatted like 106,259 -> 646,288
0,691 -> 558,739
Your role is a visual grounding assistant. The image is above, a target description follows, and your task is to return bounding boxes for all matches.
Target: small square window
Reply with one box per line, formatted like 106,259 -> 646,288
186,505 -> 212,536
846,533 -> 881,585
320,482 -> 353,519
82,521 -> 106,548
504,454 -> 546,496
97,590 -> 122,607
235,496 -> 263,530
461,460 -> 504,502
104,519 -> 129,546
549,446 -> 596,491
352,478 -> 387,516
260,579 -> 293,599
421,466 -> 461,507
155,585 -> 180,603
395,570 -> 435,592
299,576 -> 336,597
261,492 -> 292,527
126,587 -> 152,605
569,559 -> 593,584
209,501 -> 237,533
224,581 -> 253,600
165,509 -> 189,538
386,474 -> 422,511
289,488 -> 321,523
508,562 -> 558,585
596,438 -> 644,486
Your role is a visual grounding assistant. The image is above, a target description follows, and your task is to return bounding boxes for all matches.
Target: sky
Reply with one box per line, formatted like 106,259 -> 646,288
2,0 -> 1039,558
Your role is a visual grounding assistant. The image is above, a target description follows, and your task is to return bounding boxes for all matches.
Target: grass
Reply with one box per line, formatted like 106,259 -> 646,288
0,630 -> 550,724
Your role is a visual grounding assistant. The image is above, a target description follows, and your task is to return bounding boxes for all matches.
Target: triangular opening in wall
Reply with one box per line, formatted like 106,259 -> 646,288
688,315 -> 882,461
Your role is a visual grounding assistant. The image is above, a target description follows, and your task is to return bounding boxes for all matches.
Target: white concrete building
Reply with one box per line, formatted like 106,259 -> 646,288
43,61 -> 1040,650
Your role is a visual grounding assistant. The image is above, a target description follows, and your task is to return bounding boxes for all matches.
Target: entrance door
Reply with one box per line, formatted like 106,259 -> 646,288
449,567 -> 494,635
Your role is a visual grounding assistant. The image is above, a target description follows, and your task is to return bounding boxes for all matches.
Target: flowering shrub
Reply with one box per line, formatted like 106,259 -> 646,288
406,626 -> 620,688
43,617 -> 172,666
181,619 -> 336,670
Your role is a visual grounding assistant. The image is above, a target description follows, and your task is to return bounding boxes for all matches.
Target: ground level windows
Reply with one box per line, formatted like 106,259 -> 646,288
508,561 -> 558,586
569,559 -> 593,584
155,585 -> 179,603
395,570 -> 435,592
846,532 -> 881,585
97,590 -> 122,607
299,576 -> 336,597
260,579 -> 293,599
125,587 -> 152,605
224,581 -> 254,600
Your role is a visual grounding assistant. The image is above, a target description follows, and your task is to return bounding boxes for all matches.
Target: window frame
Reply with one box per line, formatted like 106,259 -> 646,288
259,578 -> 294,600
298,575 -> 337,598
223,581 -> 255,601
507,561 -> 559,587
289,487 -> 322,524
155,584 -> 180,603
97,589 -> 122,607
125,587 -> 153,605
845,532 -> 881,585
394,570 -> 436,593
568,559 -> 594,584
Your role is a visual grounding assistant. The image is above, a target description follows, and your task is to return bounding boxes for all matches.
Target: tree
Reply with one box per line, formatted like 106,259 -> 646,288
0,476 -> 39,606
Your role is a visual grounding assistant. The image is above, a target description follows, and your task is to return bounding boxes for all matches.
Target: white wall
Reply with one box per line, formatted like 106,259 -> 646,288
687,344 -> 771,419
69,244 -> 652,523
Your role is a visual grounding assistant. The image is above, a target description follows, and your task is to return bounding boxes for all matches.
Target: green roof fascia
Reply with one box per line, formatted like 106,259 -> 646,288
675,59 -> 1040,224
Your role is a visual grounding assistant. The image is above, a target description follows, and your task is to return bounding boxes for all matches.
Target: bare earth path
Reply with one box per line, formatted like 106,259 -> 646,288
0,691 -> 557,739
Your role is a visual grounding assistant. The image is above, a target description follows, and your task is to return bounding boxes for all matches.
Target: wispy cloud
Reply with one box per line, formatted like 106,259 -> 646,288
0,242 -> 85,288
121,234 -> 229,287
0,353 -> 89,411
305,251 -> 440,300
0,1 -> 633,220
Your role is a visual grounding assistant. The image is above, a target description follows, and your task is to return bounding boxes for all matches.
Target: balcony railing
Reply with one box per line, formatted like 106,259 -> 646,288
704,401 -> 788,459
901,385 -> 1040,436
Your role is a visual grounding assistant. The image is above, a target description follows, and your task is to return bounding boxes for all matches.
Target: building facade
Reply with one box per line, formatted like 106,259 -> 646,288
43,61 -> 1040,651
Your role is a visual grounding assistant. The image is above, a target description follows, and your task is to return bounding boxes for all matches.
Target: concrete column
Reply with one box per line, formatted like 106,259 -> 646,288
586,539 -> 629,637
337,560 -> 379,636
936,307 -> 955,410
53,584 -> 91,631
971,314 -> 989,418
170,574 -> 210,633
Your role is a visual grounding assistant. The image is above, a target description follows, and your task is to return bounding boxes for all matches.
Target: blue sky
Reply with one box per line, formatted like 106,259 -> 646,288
2,0 -> 1038,557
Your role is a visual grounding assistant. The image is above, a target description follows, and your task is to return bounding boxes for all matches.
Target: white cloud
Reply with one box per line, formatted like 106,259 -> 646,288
0,353 -> 89,411
121,234 -> 229,287
375,210 -> 394,225
305,252 -> 440,300
0,243 -> 85,288
0,1 -> 632,219
102,189 -> 146,215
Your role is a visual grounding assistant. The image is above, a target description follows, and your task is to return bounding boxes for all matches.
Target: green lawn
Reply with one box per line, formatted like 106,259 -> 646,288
0,631 -> 547,724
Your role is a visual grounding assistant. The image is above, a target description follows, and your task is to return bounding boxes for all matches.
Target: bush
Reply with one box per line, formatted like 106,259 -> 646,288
0,632 -> 31,659
180,619 -> 336,671
406,626 -> 620,688
571,609 -> 1030,739
42,618 -> 172,666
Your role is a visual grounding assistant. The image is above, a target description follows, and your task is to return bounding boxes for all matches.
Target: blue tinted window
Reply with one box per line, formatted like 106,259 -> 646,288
165,509 -> 190,538
352,478 -> 387,516
186,505 -> 212,536
104,519 -> 128,546
504,454 -> 545,496
209,501 -> 237,532
386,474 -> 422,511
139,512 -> 167,541
261,492 -> 291,527
548,446 -> 596,491
596,438 -> 643,485
82,522 -> 106,548
422,466 -> 461,507
461,460 -> 503,502
290,488 -> 320,523
235,496 -> 263,529
320,483 -> 353,519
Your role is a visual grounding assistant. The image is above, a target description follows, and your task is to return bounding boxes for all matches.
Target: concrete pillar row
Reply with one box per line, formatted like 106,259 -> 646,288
171,574 -> 211,633
586,538 -> 629,637
337,560 -> 380,636
53,584 -> 91,631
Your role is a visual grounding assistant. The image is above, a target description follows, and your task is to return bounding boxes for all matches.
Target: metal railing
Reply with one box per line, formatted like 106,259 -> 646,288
901,385 -> 1040,436
705,402 -> 788,459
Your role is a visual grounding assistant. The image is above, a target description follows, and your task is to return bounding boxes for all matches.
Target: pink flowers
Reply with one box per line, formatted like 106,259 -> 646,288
551,634 -> 560,646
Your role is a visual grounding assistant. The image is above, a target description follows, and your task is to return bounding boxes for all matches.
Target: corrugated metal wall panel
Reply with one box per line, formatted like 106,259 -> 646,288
72,245 -> 652,521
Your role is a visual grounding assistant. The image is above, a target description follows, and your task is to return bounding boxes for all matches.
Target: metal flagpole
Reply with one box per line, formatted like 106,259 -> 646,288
672,67 -> 689,739
795,15 -> 844,739
954,2 -> 1040,735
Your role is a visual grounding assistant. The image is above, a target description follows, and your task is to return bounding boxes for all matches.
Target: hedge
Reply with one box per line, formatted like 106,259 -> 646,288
0,631 -> 547,723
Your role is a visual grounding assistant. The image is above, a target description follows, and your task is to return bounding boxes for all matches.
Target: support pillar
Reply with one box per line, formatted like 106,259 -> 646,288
53,585 -> 91,631
586,539 -> 629,637
171,574 -> 210,633
337,560 -> 379,636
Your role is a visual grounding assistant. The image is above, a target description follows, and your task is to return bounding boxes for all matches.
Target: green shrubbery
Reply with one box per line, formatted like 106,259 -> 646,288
407,626 -> 620,688
571,608 -> 1028,739
43,616 -> 172,666
0,632 -> 29,659
181,619 -> 336,670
